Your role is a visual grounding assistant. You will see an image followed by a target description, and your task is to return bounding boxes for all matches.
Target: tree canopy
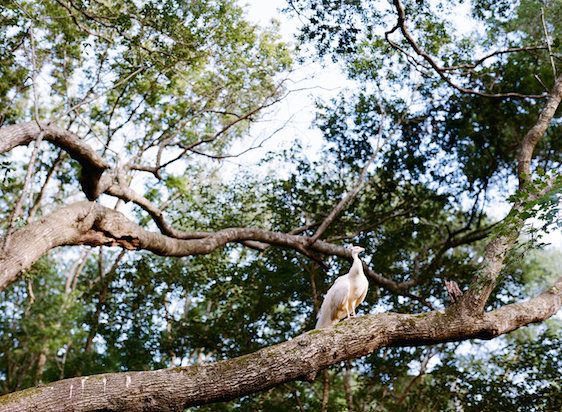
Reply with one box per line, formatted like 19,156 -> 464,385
0,0 -> 560,410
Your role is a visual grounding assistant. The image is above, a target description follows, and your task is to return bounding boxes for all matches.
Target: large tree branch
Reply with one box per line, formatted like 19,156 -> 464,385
101,178 -> 437,299
0,201 -> 429,297
517,74 -> 562,187
459,73 -> 562,313
0,122 -> 109,200
1,274 -> 560,411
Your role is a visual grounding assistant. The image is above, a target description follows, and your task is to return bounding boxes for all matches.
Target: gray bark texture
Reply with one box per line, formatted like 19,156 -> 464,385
0,122 -> 109,199
0,277 -> 560,411
0,201 -> 416,293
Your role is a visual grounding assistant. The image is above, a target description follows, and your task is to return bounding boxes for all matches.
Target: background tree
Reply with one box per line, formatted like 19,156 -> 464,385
0,0 -> 561,410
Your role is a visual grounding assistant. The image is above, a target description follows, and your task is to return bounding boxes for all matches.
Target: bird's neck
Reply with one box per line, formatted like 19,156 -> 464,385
349,254 -> 364,277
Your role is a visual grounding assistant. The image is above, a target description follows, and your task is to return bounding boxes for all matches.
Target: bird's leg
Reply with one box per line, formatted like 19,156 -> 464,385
352,305 -> 357,317
346,302 -> 352,320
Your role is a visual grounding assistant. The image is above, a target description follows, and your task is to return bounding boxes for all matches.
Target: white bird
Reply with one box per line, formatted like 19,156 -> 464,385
315,245 -> 369,329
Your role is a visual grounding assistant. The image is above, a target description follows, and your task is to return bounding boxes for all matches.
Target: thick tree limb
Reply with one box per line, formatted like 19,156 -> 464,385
460,73 -> 562,312
1,274 -> 560,411
0,122 -> 109,199
517,74 -> 562,187
0,201 -> 427,296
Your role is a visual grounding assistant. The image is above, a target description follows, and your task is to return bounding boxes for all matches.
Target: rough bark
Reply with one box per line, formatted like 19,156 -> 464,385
0,122 -> 109,199
517,74 -> 562,186
460,73 -> 562,313
0,201 -> 411,293
1,276 -> 560,411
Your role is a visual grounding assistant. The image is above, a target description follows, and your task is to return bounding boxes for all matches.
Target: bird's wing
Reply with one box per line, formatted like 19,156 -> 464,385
327,276 -> 350,321
317,275 -> 349,319
355,285 -> 368,306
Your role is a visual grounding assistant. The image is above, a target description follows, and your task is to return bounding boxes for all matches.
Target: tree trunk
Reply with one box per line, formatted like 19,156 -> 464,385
321,369 -> 330,412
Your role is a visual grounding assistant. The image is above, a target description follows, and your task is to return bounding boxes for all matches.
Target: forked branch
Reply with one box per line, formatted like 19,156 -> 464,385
0,122 -> 109,200
387,0 -> 548,99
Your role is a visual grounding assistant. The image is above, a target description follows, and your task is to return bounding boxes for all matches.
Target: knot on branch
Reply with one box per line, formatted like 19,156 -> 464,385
445,280 -> 463,303
300,370 -> 317,383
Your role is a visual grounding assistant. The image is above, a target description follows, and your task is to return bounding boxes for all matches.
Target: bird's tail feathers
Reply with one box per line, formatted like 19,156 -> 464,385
315,306 -> 336,329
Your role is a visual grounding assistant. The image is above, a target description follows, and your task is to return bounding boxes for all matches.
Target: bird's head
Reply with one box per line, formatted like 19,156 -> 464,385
350,245 -> 365,257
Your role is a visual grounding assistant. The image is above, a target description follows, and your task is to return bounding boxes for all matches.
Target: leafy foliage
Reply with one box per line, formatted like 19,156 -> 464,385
0,0 -> 561,410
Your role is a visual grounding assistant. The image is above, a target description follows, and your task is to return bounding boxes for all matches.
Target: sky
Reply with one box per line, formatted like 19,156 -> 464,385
212,1 -> 355,175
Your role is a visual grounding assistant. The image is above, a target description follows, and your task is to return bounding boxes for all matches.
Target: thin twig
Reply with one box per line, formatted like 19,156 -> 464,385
2,132 -> 44,251
540,7 -> 557,79
441,45 -> 547,71
27,151 -> 65,221
396,348 -> 435,404
534,74 -> 550,93
307,103 -> 388,246
387,0 -> 547,99
1,29 -> 46,252
52,66 -> 145,123
188,111 -> 298,160
29,27 -> 42,128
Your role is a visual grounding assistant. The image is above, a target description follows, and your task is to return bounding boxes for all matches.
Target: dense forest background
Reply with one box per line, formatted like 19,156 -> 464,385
0,0 -> 560,410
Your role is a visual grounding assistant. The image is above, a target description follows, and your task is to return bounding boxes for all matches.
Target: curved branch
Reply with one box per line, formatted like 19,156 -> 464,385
107,184 -> 431,300
517,74 -> 562,187
102,181 -> 434,298
388,0 -> 548,99
0,201 -> 422,297
307,152 -> 377,246
0,122 -> 110,200
104,183 -> 209,239
440,45 -> 548,72
460,73 -> 562,313
1,274 -> 560,411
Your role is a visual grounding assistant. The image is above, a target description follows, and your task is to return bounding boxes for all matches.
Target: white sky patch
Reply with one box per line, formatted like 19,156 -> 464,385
407,353 -> 443,375
455,338 -> 505,356
200,0 -> 357,179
